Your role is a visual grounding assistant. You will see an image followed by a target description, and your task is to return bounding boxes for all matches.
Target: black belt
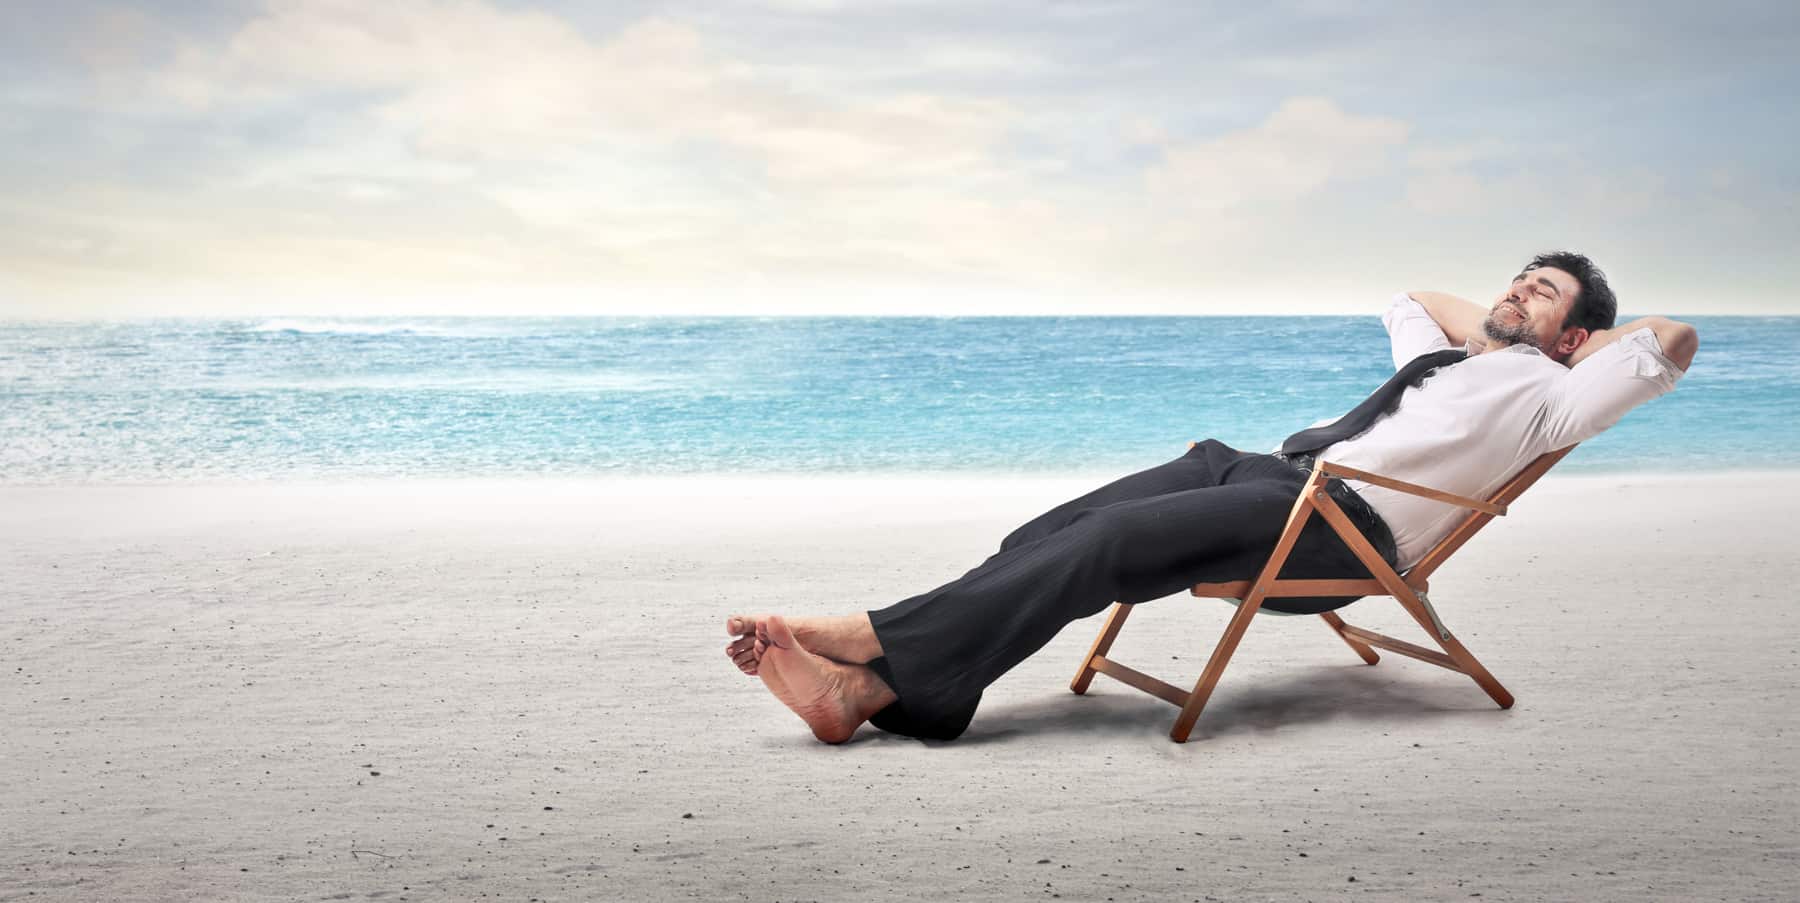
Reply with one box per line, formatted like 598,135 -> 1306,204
1272,450 -> 1318,472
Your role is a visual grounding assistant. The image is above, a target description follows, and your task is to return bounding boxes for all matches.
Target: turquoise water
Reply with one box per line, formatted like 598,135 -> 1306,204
0,316 -> 1791,482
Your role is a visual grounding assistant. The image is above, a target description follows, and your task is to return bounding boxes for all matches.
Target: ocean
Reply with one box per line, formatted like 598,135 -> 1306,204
0,316 -> 1791,483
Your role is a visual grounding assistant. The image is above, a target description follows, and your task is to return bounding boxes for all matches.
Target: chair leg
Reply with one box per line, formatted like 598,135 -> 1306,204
1320,611 -> 1380,665
1434,631 -> 1514,709
1309,494 -> 1514,710
1383,590 -> 1513,709
1168,470 -> 1326,743
1170,590 -> 1263,742
1071,602 -> 1134,694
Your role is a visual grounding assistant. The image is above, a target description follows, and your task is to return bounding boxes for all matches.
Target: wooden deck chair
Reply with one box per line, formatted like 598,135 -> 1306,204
1070,445 -> 1577,743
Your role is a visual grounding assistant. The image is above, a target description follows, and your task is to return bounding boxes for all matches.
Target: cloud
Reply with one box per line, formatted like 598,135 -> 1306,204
21,0 -> 1047,296
129,1 -> 1013,188
4,1 -> 1792,314
1404,143 -> 1670,222
1146,97 -> 1409,210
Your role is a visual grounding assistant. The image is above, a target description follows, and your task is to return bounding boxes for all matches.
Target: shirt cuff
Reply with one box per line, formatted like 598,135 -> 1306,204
1620,326 -> 1686,386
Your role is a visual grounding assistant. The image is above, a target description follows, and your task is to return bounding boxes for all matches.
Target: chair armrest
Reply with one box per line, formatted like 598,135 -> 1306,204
1316,460 -> 1507,516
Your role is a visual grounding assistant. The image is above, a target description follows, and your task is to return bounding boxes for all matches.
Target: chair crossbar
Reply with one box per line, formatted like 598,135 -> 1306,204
1338,625 -> 1462,671
1089,656 -> 1190,707
1191,578 -> 1403,598
1316,461 -> 1505,515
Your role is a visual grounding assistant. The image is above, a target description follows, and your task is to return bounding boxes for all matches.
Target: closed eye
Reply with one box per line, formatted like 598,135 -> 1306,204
1512,279 -> 1549,300
1513,272 -> 1563,301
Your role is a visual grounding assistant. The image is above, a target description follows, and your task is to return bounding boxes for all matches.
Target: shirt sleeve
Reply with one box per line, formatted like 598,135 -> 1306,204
1383,293 -> 1453,370
1539,327 -> 1685,448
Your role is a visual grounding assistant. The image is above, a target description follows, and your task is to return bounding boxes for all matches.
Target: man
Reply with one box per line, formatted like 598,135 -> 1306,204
725,252 -> 1699,744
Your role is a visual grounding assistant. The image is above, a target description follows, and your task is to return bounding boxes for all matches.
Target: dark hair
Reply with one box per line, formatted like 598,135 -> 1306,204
1525,250 -> 1616,333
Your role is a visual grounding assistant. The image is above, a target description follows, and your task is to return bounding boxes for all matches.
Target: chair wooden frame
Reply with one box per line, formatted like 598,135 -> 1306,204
1070,445 -> 1576,743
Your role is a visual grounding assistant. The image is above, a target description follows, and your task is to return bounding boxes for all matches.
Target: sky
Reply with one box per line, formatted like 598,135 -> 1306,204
2,0 -> 1797,316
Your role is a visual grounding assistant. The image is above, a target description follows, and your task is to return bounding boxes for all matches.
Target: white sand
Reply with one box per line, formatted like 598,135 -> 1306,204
3,473 -> 1797,901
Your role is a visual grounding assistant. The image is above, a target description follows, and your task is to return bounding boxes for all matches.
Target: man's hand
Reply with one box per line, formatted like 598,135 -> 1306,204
1568,317 -> 1699,371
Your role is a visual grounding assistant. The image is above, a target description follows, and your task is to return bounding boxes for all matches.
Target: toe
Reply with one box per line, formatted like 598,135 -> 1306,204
725,615 -> 757,636
727,636 -> 761,675
763,615 -> 799,651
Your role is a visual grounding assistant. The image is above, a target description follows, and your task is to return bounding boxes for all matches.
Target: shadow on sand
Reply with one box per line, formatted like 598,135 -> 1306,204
754,663 -> 1508,748
930,664 -> 1508,746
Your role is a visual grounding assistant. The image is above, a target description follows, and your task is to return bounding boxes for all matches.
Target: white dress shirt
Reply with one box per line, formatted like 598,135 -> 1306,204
1320,294 -> 1685,570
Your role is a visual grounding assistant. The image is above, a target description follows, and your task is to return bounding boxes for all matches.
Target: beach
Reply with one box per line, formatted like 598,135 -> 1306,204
3,472 -> 1796,902
10,1 -> 1796,898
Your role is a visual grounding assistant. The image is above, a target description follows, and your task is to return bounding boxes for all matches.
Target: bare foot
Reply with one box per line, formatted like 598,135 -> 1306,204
755,615 -> 896,744
724,613 -> 883,677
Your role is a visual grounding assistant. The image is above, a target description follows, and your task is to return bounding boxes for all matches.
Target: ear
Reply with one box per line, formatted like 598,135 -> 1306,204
1554,326 -> 1590,358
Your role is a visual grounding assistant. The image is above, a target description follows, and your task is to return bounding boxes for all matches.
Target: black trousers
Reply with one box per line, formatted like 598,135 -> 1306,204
862,440 -> 1398,741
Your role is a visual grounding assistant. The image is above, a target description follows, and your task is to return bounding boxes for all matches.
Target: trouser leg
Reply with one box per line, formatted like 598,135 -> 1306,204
868,455 -> 1318,739
866,441 -> 1248,739
996,439 -> 1242,553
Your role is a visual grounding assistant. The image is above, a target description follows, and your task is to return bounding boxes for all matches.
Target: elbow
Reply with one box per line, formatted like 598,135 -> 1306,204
1652,318 -> 1699,371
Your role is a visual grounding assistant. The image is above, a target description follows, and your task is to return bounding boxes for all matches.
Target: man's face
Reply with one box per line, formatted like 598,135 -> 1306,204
1483,266 -> 1582,354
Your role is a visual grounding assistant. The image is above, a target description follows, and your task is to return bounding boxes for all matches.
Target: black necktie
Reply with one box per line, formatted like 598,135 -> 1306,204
1280,348 -> 1468,457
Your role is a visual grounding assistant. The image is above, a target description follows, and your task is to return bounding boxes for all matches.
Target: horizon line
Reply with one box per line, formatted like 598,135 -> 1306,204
0,310 -> 1771,323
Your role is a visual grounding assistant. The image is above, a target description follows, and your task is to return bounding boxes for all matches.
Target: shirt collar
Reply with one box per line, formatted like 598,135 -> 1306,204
1463,338 -> 1544,358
